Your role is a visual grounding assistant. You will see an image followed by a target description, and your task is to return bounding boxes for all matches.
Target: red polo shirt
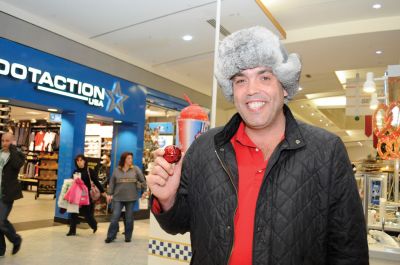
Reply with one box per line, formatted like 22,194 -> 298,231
229,122 -> 269,265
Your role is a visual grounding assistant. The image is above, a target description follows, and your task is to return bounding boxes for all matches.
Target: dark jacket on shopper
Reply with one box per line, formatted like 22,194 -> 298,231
1,145 -> 25,202
153,105 -> 369,265
72,167 -> 105,200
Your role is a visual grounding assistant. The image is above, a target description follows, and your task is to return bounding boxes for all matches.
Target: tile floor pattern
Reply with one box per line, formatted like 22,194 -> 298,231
0,220 -> 149,265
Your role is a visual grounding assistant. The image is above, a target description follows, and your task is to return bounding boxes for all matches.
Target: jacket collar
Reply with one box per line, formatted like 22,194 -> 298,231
214,104 -> 305,150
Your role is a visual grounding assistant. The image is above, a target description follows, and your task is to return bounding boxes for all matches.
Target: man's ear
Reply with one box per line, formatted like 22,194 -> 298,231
283,89 -> 288,97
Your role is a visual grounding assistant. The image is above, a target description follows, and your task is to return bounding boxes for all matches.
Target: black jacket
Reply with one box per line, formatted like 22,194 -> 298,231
1,145 -> 25,202
153,105 -> 368,265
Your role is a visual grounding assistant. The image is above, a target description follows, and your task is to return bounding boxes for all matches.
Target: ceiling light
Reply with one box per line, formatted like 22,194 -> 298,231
26,111 -> 40,115
358,142 -> 363,146
375,50 -> 383,55
87,115 -> 94,119
363,72 -> 376,93
325,123 -> 329,127
298,87 -> 303,91
313,96 -> 346,107
372,3 -> 382,9
370,92 -> 379,110
0,99 -> 9,103
30,119 -> 37,123
47,108 -> 58,112
319,119 -> 323,122
182,35 -> 193,41
311,113 -> 315,116
114,120 -> 122,124
300,105 -> 304,109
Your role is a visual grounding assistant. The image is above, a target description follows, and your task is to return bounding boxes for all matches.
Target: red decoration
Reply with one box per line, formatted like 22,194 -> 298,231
365,115 -> 372,137
163,145 -> 182,164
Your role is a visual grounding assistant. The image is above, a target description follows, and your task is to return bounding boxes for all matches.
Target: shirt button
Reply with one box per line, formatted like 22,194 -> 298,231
255,148 -> 259,152
227,225 -> 231,230
257,169 -> 263,173
257,227 -> 262,232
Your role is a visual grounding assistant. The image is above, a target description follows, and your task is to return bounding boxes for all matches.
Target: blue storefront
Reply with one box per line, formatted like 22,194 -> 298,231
0,37 -> 187,220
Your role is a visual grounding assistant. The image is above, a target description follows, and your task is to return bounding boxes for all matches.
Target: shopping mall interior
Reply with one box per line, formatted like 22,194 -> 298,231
0,0 -> 399,264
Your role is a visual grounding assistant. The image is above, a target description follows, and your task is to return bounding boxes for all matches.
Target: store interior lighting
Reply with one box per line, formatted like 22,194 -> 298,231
0,99 -> 9,103
47,108 -> 58,112
313,96 -> 346,107
114,120 -> 122,124
363,72 -> 376,93
369,93 -> 379,110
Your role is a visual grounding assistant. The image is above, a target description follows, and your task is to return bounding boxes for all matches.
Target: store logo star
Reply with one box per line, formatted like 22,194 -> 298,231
106,82 -> 129,115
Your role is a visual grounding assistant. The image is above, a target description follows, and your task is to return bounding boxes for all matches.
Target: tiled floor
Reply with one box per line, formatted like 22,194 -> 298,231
0,220 -> 149,265
2,190 -> 149,265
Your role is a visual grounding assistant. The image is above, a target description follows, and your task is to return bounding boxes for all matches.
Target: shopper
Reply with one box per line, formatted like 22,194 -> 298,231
66,154 -> 107,236
147,26 -> 369,265
0,132 -> 25,256
105,152 -> 146,243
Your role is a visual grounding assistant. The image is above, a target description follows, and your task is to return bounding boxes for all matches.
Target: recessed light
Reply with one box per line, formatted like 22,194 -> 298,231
0,99 -> 9,103
319,119 -> 323,122
375,50 -> 383,54
47,108 -> 58,112
114,120 -> 122,124
372,3 -> 382,9
311,113 -> 315,116
26,111 -> 41,115
298,87 -> 303,91
182,35 -> 193,41
87,115 -> 94,119
300,105 -> 304,109
325,123 -> 329,127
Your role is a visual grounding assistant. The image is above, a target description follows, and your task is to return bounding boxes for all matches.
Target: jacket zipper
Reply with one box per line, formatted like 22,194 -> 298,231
215,149 -> 238,265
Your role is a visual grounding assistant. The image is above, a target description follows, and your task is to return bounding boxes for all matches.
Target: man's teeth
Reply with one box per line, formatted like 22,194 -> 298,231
247,102 -> 265,109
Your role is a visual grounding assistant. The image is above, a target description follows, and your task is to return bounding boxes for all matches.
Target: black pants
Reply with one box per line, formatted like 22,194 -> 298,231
0,199 -> 21,255
69,203 -> 97,233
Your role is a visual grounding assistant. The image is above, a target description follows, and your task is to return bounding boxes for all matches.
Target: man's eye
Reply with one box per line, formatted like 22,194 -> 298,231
261,76 -> 270,81
234,79 -> 245,84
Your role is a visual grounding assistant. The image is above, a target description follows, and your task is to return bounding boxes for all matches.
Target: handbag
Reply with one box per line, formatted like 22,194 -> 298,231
87,168 -> 101,201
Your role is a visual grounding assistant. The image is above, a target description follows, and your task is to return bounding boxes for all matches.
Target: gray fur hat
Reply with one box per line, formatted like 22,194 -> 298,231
215,26 -> 302,102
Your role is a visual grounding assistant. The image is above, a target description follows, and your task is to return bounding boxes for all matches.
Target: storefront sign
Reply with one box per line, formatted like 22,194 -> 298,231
0,57 -> 128,111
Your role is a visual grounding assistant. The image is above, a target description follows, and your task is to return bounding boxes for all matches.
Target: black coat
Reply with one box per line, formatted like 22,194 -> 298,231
1,145 -> 25,202
153,105 -> 368,265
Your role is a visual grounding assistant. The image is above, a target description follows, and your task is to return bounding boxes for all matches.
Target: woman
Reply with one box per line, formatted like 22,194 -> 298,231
105,152 -> 146,243
66,154 -> 107,236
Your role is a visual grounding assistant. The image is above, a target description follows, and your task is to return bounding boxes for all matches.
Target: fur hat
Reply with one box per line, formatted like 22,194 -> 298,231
215,26 -> 302,102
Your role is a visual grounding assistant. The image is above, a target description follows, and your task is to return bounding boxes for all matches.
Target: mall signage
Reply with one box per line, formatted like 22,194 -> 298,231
0,57 -> 108,108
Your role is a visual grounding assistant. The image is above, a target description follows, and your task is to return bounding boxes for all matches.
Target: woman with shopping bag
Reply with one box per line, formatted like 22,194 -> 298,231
66,154 -> 107,236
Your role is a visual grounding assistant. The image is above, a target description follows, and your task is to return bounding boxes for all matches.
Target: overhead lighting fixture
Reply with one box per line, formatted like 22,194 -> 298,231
358,142 -> 363,146
87,115 -> 94,119
300,105 -> 304,109
311,113 -> 315,116
47,108 -> 58,112
313,96 -> 346,107
375,50 -> 383,55
363,72 -> 376,93
372,3 -> 382,9
114,120 -> 122,124
298,87 -> 303,91
26,111 -> 41,115
0,99 -> 9,103
30,119 -> 37,123
319,119 -> 323,122
325,123 -> 329,127
370,92 -> 379,110
182,35 -> 193,41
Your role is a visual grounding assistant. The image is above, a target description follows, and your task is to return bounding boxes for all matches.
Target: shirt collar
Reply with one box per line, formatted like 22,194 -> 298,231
234,121 -> 257,148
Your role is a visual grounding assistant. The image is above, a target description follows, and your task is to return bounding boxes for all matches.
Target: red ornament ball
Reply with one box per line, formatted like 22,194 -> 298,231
163,145 -> 182,164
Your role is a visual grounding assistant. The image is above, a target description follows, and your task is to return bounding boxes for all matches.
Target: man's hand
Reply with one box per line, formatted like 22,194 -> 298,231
146,148 -> 184,212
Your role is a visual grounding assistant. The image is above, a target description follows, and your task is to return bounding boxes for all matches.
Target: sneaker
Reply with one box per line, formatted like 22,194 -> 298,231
125,239 -> 131,243
66,231 -> 76,236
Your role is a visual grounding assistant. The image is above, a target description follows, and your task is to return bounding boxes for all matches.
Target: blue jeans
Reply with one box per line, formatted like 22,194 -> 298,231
107,201 -> 134,240
0,199 -> 21,254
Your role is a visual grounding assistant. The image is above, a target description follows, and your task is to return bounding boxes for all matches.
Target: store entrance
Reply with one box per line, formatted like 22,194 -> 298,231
85,115 -> 113,217
2,105 -> 61,226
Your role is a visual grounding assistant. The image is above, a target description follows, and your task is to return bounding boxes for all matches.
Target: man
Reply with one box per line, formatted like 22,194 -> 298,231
147,27 -> 368,265
0,132 -> 25,256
